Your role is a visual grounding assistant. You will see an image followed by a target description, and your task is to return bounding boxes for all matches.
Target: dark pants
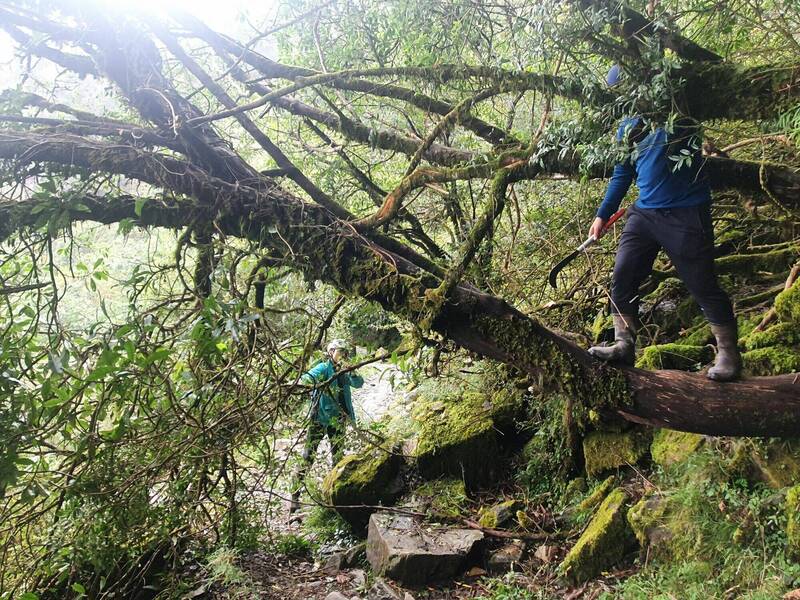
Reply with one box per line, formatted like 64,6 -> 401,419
611,203 -> 734,325
292,420 -> 345,495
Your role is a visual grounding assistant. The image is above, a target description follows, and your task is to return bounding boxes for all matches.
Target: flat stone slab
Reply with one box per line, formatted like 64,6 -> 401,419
366,512 -> 484,586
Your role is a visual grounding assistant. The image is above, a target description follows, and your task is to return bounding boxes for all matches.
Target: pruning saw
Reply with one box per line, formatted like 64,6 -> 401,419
548,207 -> 627,289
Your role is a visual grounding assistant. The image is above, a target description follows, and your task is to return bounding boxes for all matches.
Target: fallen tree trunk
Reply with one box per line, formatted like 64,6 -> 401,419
1,138 -> 797,437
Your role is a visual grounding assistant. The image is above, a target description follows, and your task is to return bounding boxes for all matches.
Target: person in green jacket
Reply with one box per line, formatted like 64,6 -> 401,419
289,338 -> 364,514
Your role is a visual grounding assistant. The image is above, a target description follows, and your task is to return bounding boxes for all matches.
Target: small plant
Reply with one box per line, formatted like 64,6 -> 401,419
270,533 -> 312,558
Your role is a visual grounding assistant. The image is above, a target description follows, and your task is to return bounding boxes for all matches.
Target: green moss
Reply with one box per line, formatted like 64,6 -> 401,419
651,429 -> 704,469
679,324 -> 712,346
742,346 -> 800,376
577,475 -> 616,513
558,487 -> 634,584
478,499 -> 520,528
582,429 -> 651,477
591,312 -> 613,344
412,391 -> 507,489
564,477 -> 587,503
775,280 -> 800,325
715,246 -> 799,278
748,439 -> 800,489
407,478 -> 468,519
635,344 -> 714,371
787,485 -> 800,561
742,322 -> 800,351
322,443 -> 403,530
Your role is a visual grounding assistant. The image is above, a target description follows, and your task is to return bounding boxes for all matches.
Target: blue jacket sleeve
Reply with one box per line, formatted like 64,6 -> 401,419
348,372 -> 364,389
596,120 -> 638,220
596,162 -> 635,220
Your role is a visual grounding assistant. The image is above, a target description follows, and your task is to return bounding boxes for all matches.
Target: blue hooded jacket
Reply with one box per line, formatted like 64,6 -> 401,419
596,116 -> 711,220
301,359 -> 364,427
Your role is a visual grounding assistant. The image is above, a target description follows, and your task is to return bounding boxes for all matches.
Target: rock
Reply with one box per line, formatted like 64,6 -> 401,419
402,478 -> 467,519
577,475 -> 616,512
534,544 -> 558,564
650,429 -> 704,468
325,593 -> 351,600
478,499 -> 520,528
322,552 -> 346,574
487,540 -> 525,573
748,439 -> 800,489
582,429 -> 651,477
322,443 -> 405,530
558,487 -> 635,584
787,485 -> 800,561
367,579 -> 402,600
350,568 -> 367,590
564,477 -> 587,502
366,512 -> 484,586
627,493 -> 674,558
412,389 -> 523,489
344,542 -> 367,567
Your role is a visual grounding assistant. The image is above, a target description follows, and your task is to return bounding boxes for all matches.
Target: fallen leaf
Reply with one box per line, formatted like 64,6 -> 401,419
466,566 -> 487,577
783,590 -> 800,600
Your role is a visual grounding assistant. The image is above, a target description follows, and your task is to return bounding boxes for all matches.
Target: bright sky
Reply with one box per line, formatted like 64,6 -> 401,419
0,0 -> 279,88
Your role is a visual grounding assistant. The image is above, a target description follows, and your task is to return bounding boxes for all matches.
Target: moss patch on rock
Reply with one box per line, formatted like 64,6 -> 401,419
651,429 -> 704,469
405,478 -> 468,519
787,485 -> 800,561
412,389 -> 522,489
323,443 -> 404,530
748,439 -> 800,489
635,344 -> 714,371
558,487 -> 635,584
742,346 -> 800,376
577,475 -> 616,513
582,429 -> 651,477
478,499 -> 520,528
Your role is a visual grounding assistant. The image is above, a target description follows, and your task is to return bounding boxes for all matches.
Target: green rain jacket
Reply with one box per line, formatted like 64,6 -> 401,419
301,359 -> 364,427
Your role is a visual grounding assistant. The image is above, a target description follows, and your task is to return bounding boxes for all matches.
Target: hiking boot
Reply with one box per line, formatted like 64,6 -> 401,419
707,322 -> 742,382
588,314 -> 636,366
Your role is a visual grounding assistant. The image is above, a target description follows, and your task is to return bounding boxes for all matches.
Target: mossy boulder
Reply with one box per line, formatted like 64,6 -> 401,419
413,389 -> 523,490
748,439 -> 800,489
787,485 -> 800,562
323,443 -> 404,530
651,429 -> 704,469
582,429 -> 651,477
635,344 -> 714,371
775,280 -> 800,325
577,475 -> 616,513
679,323 -> 713,346
742,322 -> 800,351
742,346 -> 800,376
478,499 -> 520,529
627,492 -> 675,559
558,487 -> 635,584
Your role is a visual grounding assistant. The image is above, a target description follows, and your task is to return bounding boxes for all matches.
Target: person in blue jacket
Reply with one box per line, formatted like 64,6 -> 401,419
290,338 -> 364,514
588,65 -> 741,381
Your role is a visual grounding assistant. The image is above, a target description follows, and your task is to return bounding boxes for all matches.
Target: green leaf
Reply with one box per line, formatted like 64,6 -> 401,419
18,593 -> 39,600
71,582 -> 86,594
134,197 -> 149,217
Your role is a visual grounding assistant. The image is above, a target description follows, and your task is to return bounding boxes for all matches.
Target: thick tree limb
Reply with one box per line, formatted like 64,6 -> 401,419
1,135 -> 798,438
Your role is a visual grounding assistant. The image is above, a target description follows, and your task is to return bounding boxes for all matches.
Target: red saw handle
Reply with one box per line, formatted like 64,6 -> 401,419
602,207 -> 626,233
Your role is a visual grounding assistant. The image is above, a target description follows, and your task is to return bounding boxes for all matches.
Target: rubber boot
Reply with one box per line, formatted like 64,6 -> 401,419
707,322 -> 742,382
588,314 -> 636,366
